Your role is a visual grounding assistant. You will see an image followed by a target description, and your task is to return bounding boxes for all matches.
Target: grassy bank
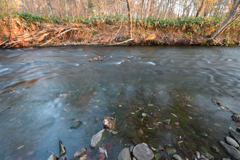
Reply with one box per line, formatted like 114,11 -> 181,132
0,12 -> 239,48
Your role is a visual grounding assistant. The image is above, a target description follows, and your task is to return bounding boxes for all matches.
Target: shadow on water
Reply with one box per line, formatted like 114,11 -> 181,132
0,46 -> 240,159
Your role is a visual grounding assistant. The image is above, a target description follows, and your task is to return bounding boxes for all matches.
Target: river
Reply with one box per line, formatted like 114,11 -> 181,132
0,46 -> 240,159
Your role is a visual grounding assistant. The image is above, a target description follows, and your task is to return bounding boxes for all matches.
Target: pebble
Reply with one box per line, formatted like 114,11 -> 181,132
133,143 -> 154,160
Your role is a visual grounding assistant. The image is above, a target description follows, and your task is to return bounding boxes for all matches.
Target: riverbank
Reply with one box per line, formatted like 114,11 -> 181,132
0,13 -> 239,48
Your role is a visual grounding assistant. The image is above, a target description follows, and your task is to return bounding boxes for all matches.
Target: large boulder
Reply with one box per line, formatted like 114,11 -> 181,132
133,143 -> 154,160
118,148 -> 131,160
220,141 -> 240,159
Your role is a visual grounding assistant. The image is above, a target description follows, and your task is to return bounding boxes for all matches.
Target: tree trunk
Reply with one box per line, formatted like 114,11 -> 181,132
196,0 -> 206,17
144,0 -> 152,18
65,0 -> 68,16
44,0 -> 53,15
156,0 -> 163,20
31,0 -> 35,14
211,0 -> 240,40
141,0 -> 145,18
126,0 -> 132,38
164,0 -> 170,19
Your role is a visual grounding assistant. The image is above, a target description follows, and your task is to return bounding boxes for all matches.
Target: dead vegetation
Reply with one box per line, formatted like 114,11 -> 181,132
0,14 -> 239,48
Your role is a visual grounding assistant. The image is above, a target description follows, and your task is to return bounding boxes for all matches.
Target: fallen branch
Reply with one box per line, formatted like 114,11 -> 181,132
105,38 -> 134,46
0,40 -> 8,46
40,28 -> 80,46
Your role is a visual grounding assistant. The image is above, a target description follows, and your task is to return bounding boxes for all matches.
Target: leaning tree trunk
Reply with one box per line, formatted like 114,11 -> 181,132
196,0 -> 206,17
126,0 -> 132,38
210,0 -> 240,40
164,0 -> 170,19
145,0 -> 152,18
156,0 -> 163,21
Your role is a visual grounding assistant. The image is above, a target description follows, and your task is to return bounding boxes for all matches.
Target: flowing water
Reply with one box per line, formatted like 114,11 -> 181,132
0,46 -> 240,160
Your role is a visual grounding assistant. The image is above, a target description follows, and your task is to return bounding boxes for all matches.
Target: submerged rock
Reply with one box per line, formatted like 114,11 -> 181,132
231,113 -> 240,122
220,141 -> 240,159
163,119 -> 171,125
164,146 -> 176,155
133,143 -> 154,160
210,145 -> 220,153
229,131 -> 240,145
47,153 -> 57,160
172,154 -> 184,160
225,136 -> 239,148
73,147 -> 87,160
70,121 -> 82,129
237,127 -> 240,132
118,148 -> 131,160
198,146 -> 214,160
90,129 -> 107,148
58,139 -> 66,156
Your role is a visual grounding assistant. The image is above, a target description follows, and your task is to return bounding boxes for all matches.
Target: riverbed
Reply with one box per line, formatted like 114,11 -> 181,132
0,46 -> 240,159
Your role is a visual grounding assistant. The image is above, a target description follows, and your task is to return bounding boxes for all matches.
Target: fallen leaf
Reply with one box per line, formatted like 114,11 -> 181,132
86,148 -> 92,157
165,124 -> 172,129
119,105 -> 122,107
64,108 -> 67,112
27,151 -> 34,156
17,145 -> 25,150
99,154 -> 105,160
17,157 -> 22,160
146,124 -> 149,128
105,143 -> 113,151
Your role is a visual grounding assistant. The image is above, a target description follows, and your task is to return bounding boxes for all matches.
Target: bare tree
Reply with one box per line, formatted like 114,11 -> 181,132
196,0 -> 206,17
164,0 -> 171,19
211,0 -> 240,39
156,0 -> 163,20
126,0 -> 132,38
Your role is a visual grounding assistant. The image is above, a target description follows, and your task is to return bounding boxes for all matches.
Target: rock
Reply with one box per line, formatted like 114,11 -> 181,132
172,154 -> 184,160
164,146 -> 176,155
130,145 -> 134,152
58,139 -> 66,156
229,131 -> 240,145
90,129 -> 107,148
210,145 -> 220,153
225,136 -> 239,148
163,119 -> 171,124
237,127 -> 240,132
70,121 -> 82,129
196,132 -> 208,138
195,151 -> 200,159
73,147 -> 87,160
220,141 -> 240,159
118,148 -> 131,160
133,143 -> 154,160
222,158 -> 231,160
47,153 -> 57,160
89,59 -> 93,62
198,146 -> 214,160
231,113 -> 240,122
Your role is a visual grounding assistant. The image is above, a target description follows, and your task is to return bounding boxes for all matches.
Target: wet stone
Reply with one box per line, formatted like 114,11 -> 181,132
90,129 -> 107,148
164,146 -> 176,155
237,127 -> 240,132
210,145 -> 220,153
73,147 -> 87,160
118,148 -> 131,160
133,143 -> 154,160
70,121 -> 82,129
199,146 -> 214,160
220,141 -> 240,159
225,136 -> 239,148
229,131 -> 240,145
48,153 -> 57,160
172,154 -> 184,160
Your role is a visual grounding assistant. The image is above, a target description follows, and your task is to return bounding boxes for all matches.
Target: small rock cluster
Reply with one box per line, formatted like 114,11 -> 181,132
89,56 -> 112,62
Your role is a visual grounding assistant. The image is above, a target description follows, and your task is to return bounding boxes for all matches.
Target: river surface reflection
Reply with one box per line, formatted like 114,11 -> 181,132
0,46 -> 240,159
